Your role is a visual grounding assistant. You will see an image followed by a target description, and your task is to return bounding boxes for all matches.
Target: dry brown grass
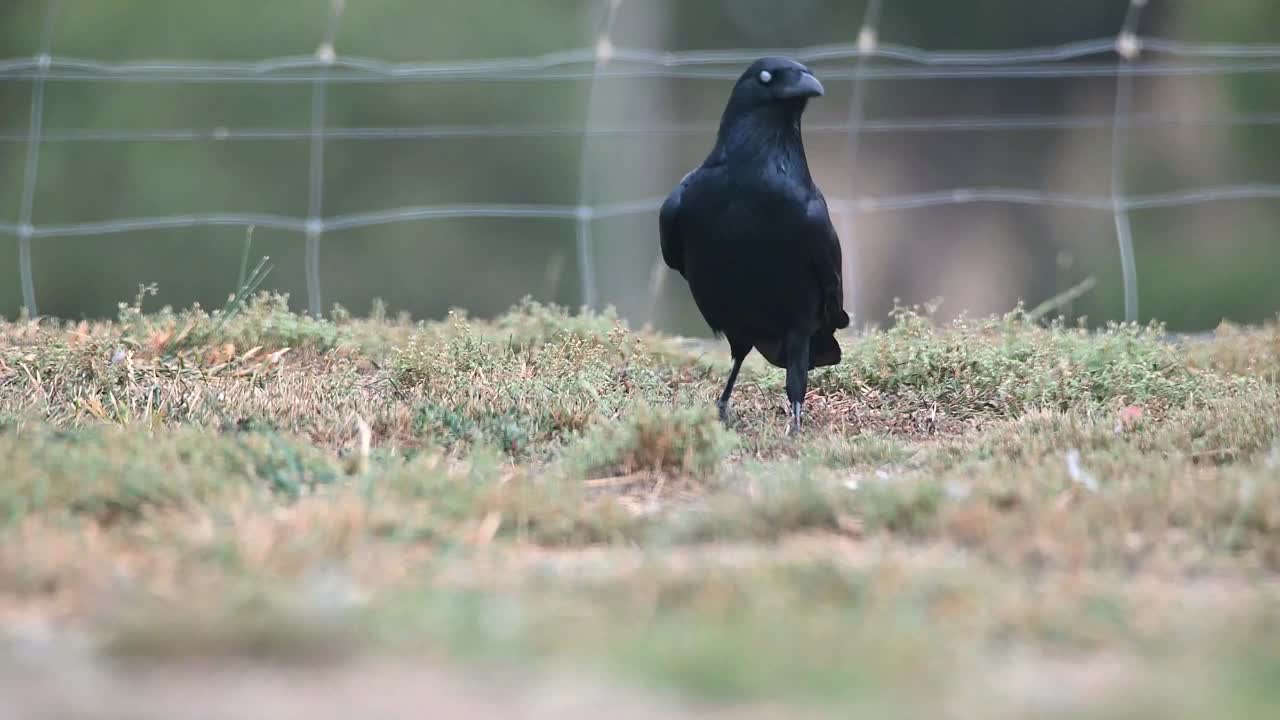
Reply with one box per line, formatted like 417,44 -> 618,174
2,296 -> 1279,717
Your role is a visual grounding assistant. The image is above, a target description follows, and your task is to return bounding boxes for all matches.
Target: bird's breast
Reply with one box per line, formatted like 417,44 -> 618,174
678,176 -> 820,338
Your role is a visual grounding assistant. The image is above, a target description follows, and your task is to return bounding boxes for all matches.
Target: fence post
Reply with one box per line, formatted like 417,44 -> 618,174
1111,0 -> 1146,323
305,0 -> 345,317
836,0 -> 883,324
575,0 -> 623,312
16,0 -> 59,317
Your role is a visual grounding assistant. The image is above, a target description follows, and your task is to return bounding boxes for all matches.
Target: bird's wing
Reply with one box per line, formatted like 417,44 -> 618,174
805,193 -> 851,330
659,170 -> 695,274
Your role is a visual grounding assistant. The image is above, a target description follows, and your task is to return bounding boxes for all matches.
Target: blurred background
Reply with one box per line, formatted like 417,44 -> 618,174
1,0 -> 1278,334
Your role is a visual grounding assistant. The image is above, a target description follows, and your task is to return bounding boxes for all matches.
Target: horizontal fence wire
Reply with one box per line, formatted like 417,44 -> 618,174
13,61 -> 1280,83
5,30 -> 1280,319
6,36 -> 1280,82
4,186 -> 1280,240
10,111 -> 1280,143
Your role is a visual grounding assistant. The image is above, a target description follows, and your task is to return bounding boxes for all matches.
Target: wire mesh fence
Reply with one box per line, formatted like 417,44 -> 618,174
2,0 -> 1278,326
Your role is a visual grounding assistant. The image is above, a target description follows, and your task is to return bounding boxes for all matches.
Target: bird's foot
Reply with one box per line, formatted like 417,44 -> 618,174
785,401 -> 804,436
716,399 -> 730,424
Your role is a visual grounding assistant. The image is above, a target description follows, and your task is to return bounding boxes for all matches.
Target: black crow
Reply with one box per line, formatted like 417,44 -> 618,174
660,57 -> 849,433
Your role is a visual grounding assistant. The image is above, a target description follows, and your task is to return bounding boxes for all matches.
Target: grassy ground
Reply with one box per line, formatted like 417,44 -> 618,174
2,289 -> 1279,718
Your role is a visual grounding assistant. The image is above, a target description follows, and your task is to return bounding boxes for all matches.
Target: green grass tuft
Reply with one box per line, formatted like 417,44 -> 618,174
822,306 -> 1224,422
394,311 -> 682,456
3,297 -> 1280,718
565,403 -> 736,479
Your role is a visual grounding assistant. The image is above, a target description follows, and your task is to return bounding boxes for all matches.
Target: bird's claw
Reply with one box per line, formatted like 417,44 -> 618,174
786,401 -> 803,436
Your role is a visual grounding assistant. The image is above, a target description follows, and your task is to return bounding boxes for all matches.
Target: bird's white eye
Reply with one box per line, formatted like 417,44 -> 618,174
758,70 -> 773,84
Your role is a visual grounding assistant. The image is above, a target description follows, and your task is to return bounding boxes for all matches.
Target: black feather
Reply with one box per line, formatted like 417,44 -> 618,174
660,57 -> 848,429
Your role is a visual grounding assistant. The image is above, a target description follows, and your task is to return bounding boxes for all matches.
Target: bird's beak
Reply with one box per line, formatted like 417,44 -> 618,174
782,71 -> 825,99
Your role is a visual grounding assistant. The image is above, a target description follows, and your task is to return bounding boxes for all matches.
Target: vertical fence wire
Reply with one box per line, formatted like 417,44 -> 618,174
16,0 -> 59,317
6,9 -> 1279,327
575,0 -> 623,311
1112,0 -> 1146,323
836,0 -> 884,324
305,0 -> 345,317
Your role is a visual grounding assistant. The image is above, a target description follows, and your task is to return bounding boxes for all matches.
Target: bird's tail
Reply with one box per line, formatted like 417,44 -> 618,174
809,331 -> 842,368
755,332 -> 843,370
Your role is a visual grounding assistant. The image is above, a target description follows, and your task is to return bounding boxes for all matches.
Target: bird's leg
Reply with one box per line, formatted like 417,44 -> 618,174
784,332 -> 810,436
716,353 -> 746,423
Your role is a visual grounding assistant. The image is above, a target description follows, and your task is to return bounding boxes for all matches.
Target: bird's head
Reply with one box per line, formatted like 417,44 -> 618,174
727,57 -> 825,113
711,57 -> 824,164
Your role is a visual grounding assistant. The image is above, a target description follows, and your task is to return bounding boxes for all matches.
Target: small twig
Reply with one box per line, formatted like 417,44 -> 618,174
583,472 -> 645,489
648,474 -> 667,505
1027,275 -> 1098,323
471,511 -> 503,546
1220,477 -> 1256,552
1190,447 -> 1237,462
237,225 -> 255,291
344,413 -> 371,476
1064,449 -> 1099,493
